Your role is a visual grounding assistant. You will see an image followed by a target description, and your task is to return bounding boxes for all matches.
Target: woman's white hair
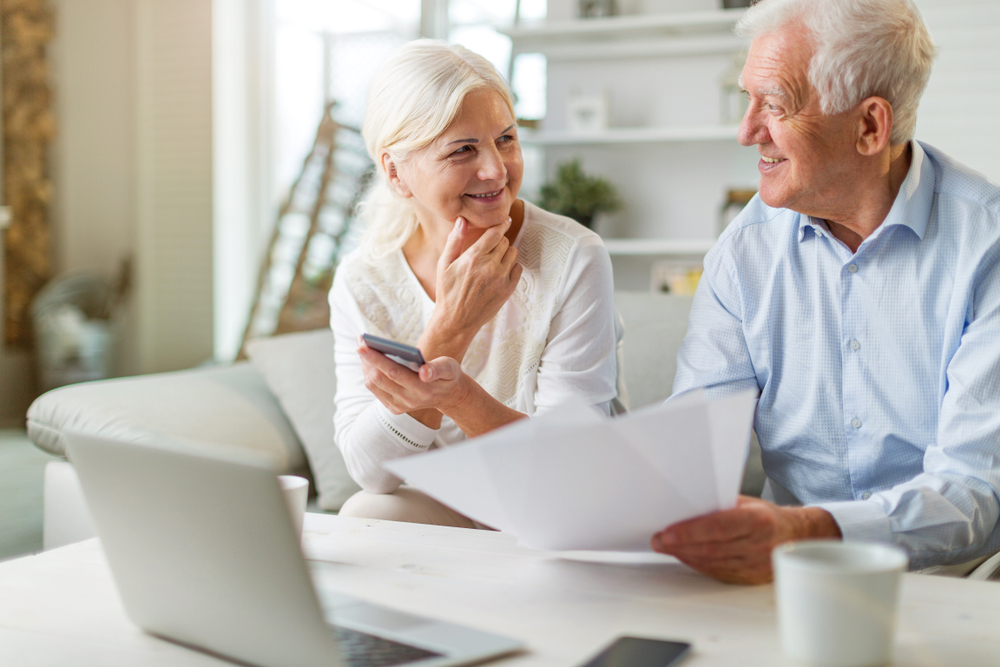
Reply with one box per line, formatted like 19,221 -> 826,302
357,39 -> 515,258
735,0 -> 936,145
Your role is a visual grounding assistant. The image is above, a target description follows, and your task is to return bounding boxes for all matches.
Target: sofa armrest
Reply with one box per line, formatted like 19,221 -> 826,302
27,362 -> 307,475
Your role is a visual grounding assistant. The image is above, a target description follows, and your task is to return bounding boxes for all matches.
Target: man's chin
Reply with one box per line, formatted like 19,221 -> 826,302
756,186 -> 789,211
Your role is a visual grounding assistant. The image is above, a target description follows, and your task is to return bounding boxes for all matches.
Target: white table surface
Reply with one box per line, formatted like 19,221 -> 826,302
1,512 -> 999,667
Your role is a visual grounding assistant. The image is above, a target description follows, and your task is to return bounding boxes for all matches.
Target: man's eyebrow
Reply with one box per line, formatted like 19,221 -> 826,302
737,75 -> 788,98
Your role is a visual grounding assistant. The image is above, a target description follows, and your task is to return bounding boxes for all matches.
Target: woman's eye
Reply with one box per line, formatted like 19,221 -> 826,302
497,135 -> 513,144
451,145 -> 472,156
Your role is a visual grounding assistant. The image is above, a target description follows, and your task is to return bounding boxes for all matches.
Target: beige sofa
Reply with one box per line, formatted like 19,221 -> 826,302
27,291 -> 765,547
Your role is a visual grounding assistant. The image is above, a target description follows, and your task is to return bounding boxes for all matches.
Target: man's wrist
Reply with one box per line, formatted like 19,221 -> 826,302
797,506 -> 843,539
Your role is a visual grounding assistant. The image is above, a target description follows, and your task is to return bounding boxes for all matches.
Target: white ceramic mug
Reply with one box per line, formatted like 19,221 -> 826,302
772,540 -> 908,667
278,475 -> 309,539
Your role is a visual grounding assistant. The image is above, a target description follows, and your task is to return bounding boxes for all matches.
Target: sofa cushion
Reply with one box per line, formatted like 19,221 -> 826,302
614,291 -> 694,409
27,362 -> 306,472
245,329 -> 361,511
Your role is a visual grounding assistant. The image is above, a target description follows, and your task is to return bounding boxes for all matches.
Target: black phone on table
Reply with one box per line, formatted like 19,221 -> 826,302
361,333 -> 426,372
577,636 -> 691,667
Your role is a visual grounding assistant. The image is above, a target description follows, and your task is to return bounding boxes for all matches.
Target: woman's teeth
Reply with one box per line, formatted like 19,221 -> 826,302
468,189 -> 502,198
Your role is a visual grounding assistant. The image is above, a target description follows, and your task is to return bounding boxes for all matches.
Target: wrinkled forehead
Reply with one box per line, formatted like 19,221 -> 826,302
738,28 -> 815,108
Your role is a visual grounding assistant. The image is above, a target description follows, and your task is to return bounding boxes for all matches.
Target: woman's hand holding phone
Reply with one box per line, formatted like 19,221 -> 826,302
358,334 -> 469,429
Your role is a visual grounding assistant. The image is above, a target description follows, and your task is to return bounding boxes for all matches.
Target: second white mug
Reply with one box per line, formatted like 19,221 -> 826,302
773,540 -> 908,667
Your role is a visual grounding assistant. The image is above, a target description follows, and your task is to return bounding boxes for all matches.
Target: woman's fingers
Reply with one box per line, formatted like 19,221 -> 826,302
362,346 -> 465,414
499,244 -> 519,272
467,218 -> 511,255
507,258 -> 524,285
437,217 -> 466,271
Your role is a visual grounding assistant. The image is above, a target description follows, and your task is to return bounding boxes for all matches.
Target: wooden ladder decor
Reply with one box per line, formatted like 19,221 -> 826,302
240,102 -> 372,356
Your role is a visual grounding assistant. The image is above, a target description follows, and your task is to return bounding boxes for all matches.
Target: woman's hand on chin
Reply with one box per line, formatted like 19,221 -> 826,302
421,216 -> 523,360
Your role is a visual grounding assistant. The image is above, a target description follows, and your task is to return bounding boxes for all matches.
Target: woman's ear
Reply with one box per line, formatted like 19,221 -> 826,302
855,96 -> 894,157
381,152 -> 412,197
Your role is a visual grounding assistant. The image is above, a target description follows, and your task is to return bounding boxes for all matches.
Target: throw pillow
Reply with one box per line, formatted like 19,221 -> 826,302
245,329 -> 361,510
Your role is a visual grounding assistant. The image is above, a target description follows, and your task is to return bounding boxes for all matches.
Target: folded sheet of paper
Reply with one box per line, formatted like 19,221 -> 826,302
383,389 -> 757,552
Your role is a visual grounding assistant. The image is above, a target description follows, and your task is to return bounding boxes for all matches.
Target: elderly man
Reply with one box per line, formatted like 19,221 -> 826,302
652,0 -> 1000,584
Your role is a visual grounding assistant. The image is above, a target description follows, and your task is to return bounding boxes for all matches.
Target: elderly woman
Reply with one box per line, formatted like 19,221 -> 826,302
330,39 -> 621,527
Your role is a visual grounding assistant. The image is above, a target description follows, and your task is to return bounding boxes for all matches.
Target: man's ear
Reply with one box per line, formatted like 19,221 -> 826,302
381,152 -> 412,197
855,96 -> 893,157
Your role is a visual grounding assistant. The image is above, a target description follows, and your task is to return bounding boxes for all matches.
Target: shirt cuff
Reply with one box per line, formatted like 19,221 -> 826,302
812,499 -> 894,544
374,402 -> 439,451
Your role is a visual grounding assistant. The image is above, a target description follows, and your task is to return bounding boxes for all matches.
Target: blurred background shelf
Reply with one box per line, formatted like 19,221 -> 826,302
502,9 -> 744,43
520,125 -> 739,146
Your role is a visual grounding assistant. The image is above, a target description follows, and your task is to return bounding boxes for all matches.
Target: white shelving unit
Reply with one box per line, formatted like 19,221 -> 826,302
504,9 -> 745,39
504,4 -> 759,290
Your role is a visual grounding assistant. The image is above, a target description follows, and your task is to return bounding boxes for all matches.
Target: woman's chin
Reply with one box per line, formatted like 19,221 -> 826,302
464,214 -> 510,230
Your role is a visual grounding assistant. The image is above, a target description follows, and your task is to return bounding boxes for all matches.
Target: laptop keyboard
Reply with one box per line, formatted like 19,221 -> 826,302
333,625 -> 443,667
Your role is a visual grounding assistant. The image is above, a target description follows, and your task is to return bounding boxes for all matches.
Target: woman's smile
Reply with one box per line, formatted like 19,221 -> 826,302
465,188 -> 505,203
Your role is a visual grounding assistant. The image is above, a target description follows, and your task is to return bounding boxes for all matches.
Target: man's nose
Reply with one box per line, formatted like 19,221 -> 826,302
737,103 -> 767,147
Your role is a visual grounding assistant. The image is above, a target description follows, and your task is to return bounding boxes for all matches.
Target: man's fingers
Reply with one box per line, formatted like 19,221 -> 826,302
655,508 -> 757,546
438,217 -> 466,269
673,553 -> 774,585
654,534 -> 766,562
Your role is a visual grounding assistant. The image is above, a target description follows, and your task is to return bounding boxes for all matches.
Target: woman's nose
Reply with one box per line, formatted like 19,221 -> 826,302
478,147 -> 507,181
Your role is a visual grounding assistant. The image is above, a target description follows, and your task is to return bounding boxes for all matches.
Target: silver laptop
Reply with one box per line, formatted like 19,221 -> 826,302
65,431 -> 523,667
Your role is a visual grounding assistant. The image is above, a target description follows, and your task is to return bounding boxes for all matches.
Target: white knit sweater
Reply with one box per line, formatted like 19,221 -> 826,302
329,202 -> 619,492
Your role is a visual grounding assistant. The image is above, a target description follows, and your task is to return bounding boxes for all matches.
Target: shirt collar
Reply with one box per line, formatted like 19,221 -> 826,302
798,140 -> 932,243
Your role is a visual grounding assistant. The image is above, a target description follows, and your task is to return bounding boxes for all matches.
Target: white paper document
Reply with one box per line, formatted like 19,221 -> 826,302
383,389 -> 757,552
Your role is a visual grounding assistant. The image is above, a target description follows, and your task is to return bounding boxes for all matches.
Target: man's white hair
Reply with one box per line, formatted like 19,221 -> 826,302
736,0 -> 936,145
358,40 -> 515,257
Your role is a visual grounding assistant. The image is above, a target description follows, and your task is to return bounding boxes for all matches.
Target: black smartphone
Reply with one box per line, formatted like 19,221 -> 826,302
578,636 -> 691,667
361,333 -> 426,372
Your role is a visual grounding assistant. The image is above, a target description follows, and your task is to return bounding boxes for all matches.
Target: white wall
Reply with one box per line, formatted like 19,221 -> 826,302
133,0 -> 214,374
49,0 -> 138,375
913,0 -> 1000,183
213,0 -> 275,362
48,0 -> 215,378
44,0 -> 270,379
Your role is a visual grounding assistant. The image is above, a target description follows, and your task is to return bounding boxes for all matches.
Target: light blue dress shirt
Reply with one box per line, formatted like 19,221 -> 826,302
673,141 -> 1000,569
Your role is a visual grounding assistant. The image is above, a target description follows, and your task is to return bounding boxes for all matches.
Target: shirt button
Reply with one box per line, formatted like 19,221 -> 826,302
862,492 -> 872,500
850,339 -> 860,351
848,264 -> 859,273
851,418 -> 862,429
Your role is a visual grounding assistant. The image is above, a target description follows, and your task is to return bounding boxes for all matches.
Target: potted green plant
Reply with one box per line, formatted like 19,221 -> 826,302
537,158 -> 623,229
